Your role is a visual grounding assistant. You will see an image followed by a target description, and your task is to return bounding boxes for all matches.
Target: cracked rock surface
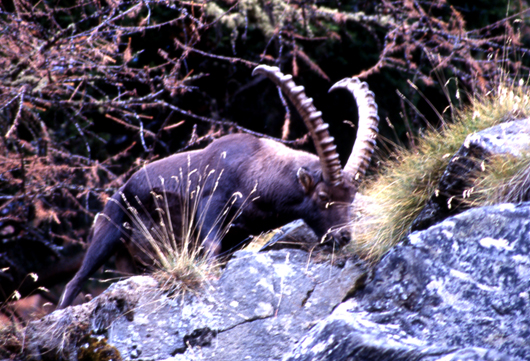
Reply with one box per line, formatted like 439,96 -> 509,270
284,203 -> 530,361
105,249 -> 366,360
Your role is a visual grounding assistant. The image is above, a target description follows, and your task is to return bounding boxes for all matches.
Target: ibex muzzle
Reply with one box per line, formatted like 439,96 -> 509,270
58,65 -> 379,309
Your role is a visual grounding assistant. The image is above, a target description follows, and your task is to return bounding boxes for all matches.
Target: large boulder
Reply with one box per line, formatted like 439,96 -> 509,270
284,202 -> 530,361
108,249 -> 366,360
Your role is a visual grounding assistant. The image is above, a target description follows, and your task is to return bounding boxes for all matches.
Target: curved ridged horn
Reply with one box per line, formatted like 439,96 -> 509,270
253,65 -> 343,186
329,77 -> 379,189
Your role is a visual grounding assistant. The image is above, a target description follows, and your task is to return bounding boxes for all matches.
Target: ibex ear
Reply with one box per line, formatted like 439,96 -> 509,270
297,167 -> 314,194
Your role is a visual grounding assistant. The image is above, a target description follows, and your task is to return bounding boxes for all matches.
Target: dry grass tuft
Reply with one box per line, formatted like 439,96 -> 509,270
119,163 -> 257,298
464,154 -> 530,208
347,81 -> 530,261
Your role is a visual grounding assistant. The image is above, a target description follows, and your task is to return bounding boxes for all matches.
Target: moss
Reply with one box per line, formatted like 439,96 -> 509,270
204,0 -> 377,40
77,333 -> 122,361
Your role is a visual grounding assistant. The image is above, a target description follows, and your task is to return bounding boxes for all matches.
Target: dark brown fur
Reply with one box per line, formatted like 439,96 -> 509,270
58,133 -> 353,308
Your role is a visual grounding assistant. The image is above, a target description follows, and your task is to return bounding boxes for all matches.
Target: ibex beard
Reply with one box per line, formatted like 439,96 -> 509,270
58,65 -> 379,309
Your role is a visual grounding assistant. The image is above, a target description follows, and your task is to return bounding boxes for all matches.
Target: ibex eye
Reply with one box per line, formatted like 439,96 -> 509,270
318,192 -> 329,202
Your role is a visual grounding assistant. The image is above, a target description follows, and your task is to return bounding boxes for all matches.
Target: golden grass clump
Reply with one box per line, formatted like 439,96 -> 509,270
464,154 -> 530,208
120,162 -> 257,298
348,81 -> 530,261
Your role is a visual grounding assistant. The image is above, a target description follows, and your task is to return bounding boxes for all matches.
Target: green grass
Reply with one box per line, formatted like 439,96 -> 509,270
347,81 -> 530,261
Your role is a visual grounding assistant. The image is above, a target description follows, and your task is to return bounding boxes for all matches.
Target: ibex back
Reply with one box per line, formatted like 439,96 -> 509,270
58,65 -> 379,308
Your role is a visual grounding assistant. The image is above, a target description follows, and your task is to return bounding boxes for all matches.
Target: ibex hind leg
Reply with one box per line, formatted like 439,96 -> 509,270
58,206 -> 126,309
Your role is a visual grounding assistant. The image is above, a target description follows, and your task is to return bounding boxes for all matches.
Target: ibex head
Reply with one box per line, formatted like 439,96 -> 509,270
253,65 -> 379,246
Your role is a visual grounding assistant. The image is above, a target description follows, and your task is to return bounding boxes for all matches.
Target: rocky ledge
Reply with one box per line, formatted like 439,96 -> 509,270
285,202 -> 530,361
26,247 -> 367,360
26,202 -> 530,360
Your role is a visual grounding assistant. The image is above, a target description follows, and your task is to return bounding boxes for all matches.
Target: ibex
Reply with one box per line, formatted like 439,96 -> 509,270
58,65 -> 379,308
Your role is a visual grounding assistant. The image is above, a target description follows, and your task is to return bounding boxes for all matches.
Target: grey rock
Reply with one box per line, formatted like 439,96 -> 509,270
25,276 -> 159,361
106,249 -> 366,360
260,219 -> 320,251
412,118 -> 530,231
28,248 -> 365,360
285,202 -> 530,361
